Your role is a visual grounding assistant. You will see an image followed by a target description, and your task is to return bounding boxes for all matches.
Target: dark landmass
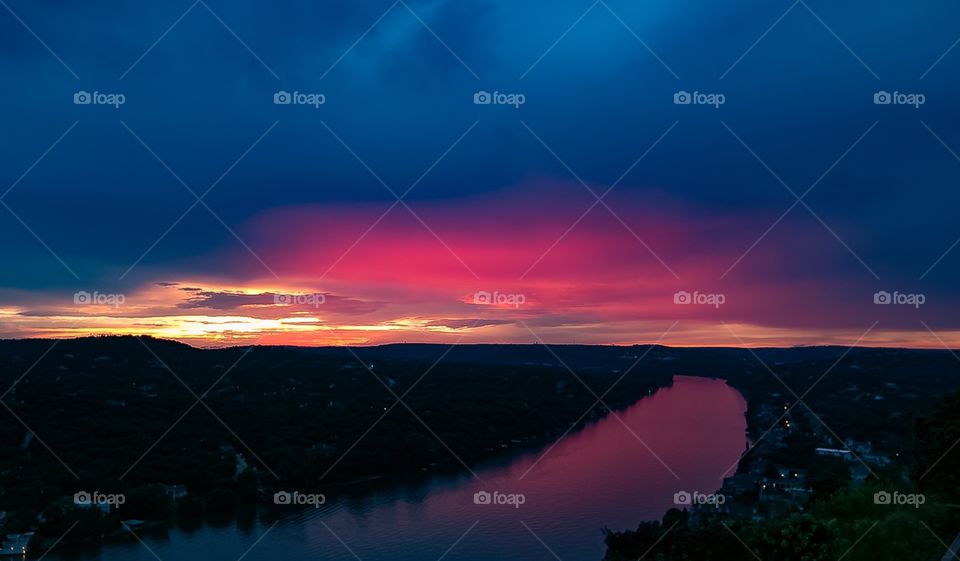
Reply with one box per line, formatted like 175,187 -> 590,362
1,336 -> 678,553
602,393 -> 960,561
1,336 -> 959,558
601,346 -> 960,561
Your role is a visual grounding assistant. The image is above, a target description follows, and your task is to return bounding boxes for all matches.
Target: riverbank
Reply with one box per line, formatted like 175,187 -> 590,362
603,350 -> 960,561
1,336 -> 676,557
38,375 -> 748,561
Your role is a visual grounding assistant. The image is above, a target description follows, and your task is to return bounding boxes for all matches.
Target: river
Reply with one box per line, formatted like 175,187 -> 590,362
49,375 -> 747,561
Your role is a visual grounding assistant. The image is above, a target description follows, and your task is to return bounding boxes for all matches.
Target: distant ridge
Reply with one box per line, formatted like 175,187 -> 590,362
0,335 -> 950,373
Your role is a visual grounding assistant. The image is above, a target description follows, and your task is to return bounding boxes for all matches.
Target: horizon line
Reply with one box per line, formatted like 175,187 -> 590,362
2,334 -> 956,353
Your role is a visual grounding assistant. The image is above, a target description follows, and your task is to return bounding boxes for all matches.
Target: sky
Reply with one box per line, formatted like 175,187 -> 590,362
1,0 -> 959,347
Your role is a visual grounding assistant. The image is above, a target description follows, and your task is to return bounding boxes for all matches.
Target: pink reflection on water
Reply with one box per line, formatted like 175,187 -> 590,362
309,375 -> 747,561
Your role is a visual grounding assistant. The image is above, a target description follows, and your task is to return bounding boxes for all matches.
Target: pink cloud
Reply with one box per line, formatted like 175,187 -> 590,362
1,180 -> 955,347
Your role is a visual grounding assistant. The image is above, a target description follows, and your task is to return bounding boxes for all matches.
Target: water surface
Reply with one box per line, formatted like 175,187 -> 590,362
51,375 -> 746,561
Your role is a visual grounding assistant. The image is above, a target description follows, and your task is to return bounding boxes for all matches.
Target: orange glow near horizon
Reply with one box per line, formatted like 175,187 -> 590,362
3,292 -> 959,350
3,185 -> 957,350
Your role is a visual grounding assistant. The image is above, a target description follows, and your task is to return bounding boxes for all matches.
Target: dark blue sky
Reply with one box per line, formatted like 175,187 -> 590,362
1,0 -> 959,346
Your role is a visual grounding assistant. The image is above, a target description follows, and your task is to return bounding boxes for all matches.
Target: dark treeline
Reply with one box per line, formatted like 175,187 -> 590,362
2,337 -> 960,556
0,336 -> 673,550
603,392 -> 960,561
603,349 -> 960,561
